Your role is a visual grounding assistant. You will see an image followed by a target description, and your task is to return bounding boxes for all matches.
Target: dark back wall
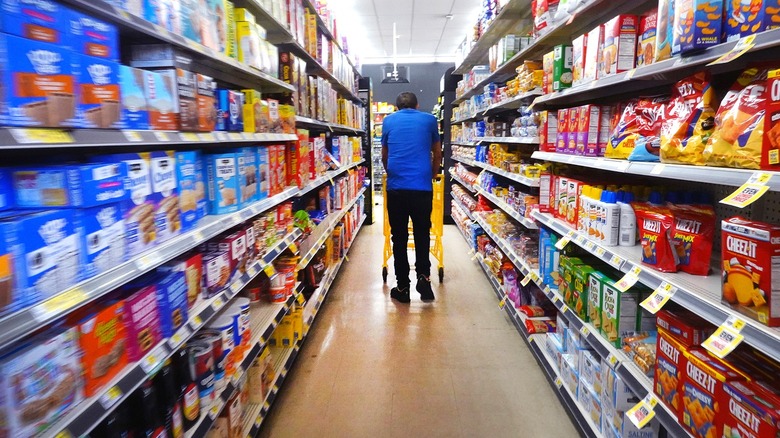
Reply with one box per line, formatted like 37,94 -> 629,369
361,63 -> 455,113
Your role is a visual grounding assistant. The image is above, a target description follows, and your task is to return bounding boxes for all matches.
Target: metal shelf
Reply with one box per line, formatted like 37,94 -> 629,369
452,140 -> 479,146
295,159 -> 365,198
450,192 -> 476,221
531,211 -> 780,364
480,136 -> 540,145
472,161 -> 541,187
450,172 -> 477,194
301,0 -> 361,78
295,116 -> 365,134
452,155 -> 479,167
453,90 -> 543,121
532,151 -> 780,191
475,189 -> 537,229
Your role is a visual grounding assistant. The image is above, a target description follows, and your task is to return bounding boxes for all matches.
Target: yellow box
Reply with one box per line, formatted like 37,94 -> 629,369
291,305 -> 303,341
271,314 -> 295,347
224,1 -> 237,59
236,21 -> 261,69
305,9 -> 318,56
278,104 -> 296,134
242,89 -> 261,133
234,7 -> 255,23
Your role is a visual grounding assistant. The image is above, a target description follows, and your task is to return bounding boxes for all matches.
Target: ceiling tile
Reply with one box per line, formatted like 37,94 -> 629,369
374,0 -> 413,15
413,0 -> 455,15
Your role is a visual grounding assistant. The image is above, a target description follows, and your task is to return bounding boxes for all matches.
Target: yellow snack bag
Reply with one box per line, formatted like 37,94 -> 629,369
660,72 -> 716,165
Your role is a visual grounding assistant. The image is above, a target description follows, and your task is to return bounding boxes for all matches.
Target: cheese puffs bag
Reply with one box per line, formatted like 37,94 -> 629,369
660,72 -> 717,165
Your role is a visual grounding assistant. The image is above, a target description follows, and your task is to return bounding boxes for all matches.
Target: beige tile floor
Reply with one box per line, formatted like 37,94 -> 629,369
258,213 -> 579,438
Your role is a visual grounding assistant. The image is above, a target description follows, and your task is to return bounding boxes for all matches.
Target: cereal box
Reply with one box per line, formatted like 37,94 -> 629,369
655,328 -> 692,415
601,283 -> 641,348
119,65 -> 149,130
583,25 -> 604,82
11,163 -> 129,208
216,89 -> 244,132
725,0 -> 780,41
0,327 -> 84,437
77,300 -> 128,396
144,0 -> 180,34
176,151 -> 204,232
721,217 -> 780,326
552,44 -> 573,91
179,0 -> 200,44
148,151 -> 179,242
203,250 -> 230,296
656,0 -> 676,61
0,34 -> 79,128
196,74 -> 217,131
205,152 -> 240,214
159,252 -> 203,308
673,0 -> 723,55
571,34 -> 587,87
637,10 -> 658,67
144,69 -> 179,131
153,68 -> 196,131
656,308 -> 715,346
224,0 -> 237,58
66,9 -> 119,61
235,20 -> 262,70
195,152 -> 208,220
123,285 -> 163,361
577,105 -> 601,156
242,89 -> 269,133
722,381 -> 780,438
681,349 -> 747,438
76,202 -> 127,278
208,0 -> 231,55
154,271 -> 189,338
74,54 -> 122,129
602,15 -> 638,77
240,147 -> 258,207
0,170 -> 12,211
0,0 -> 70,44
602,360 -> 639,411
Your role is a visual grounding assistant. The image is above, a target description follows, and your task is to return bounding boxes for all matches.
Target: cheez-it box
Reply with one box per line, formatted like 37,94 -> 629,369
721,217 -> 780,326
654,328 -> 693,416
722,380 -> 780,438
656,308 -> 715,346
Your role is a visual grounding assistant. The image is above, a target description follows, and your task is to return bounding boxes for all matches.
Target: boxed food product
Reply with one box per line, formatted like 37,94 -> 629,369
179,0 -> 201,44
206,0 -> 230,54
656,308 -> 714,346
721,217 -> 780,326
240,147 -> 257,207
567,108 -> 579,154
571,34 -> 587,87
601,283 -> 641,348
11,163 -> 129,208
176,151 -> 205,232
123,285 -> 163,361
722,380 -> 780,438
78,300 -> 128,396
153,68 -> 196,131
580,349 -> 603,394
154,270 -> 189,338
196,74 -> 217,132
0,34 -> 79,127
601,15 -> 638,76
216,89 -> 244,132
144,69 -> 179,131
205,152 -> 240,214
257,146 -> 270,199
66,9 -> 119,60
598,105 -> 614,156
602,361 -> 640,411
0,327 -> 84,437
577,105 -> 601,156
159,252 -> 203,308
672,0 -> 722,55
203,250 -> 230,296
724,0 -> 780,41
583,25 -> 604,82
587,271 -> 609,329
571,264 -> 595,321
242,90 -> 269,133
144,0 -> 180,34
655,0 -> 676,61
637,10 -> 658,67
235,21 -> 262,70
76,202 -> 127,278
654,328 -> 689,414
681,349 -> 747,438
0,0 -> 70,44
279,104 -> 296,134
0,170 -> 12,211
119,65 -> 149,130
552,45 -> 573,91
556,108 -> 570,153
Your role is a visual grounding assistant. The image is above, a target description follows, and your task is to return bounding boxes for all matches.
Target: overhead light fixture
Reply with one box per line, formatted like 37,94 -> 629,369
381,22 -> 410,84
445,14 -> 454,19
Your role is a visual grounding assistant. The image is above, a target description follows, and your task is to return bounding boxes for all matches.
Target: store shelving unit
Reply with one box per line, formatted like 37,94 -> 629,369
474,187 -> 537,229
295,116 -> 365,134
450,173 -> 476,194
451,194 -> 476,222
471,161 -> 541,188
480,136 -> 540,145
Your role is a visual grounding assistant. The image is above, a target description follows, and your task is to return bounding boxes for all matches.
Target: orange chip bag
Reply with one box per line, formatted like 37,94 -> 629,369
634,201 -> 678,273
660,72 -> 717,165
669,205 -> 715,276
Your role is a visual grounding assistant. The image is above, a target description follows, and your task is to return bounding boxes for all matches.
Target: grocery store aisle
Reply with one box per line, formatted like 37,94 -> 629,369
259,215 -> 577,437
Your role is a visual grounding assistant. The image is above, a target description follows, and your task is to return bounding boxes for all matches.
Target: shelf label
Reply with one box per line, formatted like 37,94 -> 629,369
289,243 -> 298,253
179,132 -> 198,142
574,234 -> 586,245
214,131 -> 227,141
625,68 -> 637,80
99,385 -> 123,410
520,275 -> 532,286
32,288 -> 88,321
555,377 -> 563,388
229,132 -> 243,141
255,415 -> 264,427
229,281 -> 242,294
529,271 -> 540,284
640,282 -> 677,314
627,394 -> 658,429
585,241 -> 596,251
168,326 -> 191,350
191,315 -> 203,329
10,128 -> 74,144
579,325 -> 591,337
56,431 -> 74,438
708,34 -> 756,66
555,231 -> 576,250
560,303 -> 569,313
499,298 -> 506,309
136,252 -> 162,271
153,131 -> 170,142
606,353 -> 619,368
609,254 -> 624,269
247,264 -> 258,277
702,316 -> 746,358
198,132 -> 216,142
122,130 -> 143,142
208,403 -> 220,419
595,247 -> 607,257
140,345 -> 166,375
650,163 -> 665,175
615,266 -> 641,293
543,285 -> 552,294
264,264 -> 277,277
720,172 -> 772,208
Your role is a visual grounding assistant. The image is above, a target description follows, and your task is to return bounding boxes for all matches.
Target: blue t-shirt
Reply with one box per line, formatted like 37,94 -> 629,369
381,109 -> 439,191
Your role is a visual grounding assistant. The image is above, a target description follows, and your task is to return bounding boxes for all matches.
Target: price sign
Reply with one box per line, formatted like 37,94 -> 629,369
721,172 -> 772,208
555,377 -> 563,388
520,275 -> 532,286
702,316 -> 746,358
208,403 -> 220,419
585,241 -> 596,251
179,132 -> 198,142
10,128 -> 74,144
153,131 -> 170,142
264,264 -> 277,277
625,68 -> 637,80
214,131 -> 227,141
198,132 -> 216,142
230,281 -> 242,294
122,130 -> 143,142
289,243 -> 298,253
140,345 -> 165,375
32,288 -> 88,321
555,231 -> 576,250
229,132 -> 243,141
255,415 -> 263,427
499,298 -> 506,309
136,252 -> 162,270
640,282 -> 677,314
650,163 -> 665,175
212,296 -> 225,310
529,271 -> 540,283
595,247 -> 607,257
615,267 -> 641,293
168,326 -> 191,349
247,264 -> 258,277
609,254 -> 624,269
191,315 -> 203,329
574,234 -> 586,245
708,34 -> 756,66
543,285 -> 552,294
99,385 -> 123,410
580,325 -> 591,337
627,394 -> 658,429
606,353 -> 619,368
560,303 -> 569,313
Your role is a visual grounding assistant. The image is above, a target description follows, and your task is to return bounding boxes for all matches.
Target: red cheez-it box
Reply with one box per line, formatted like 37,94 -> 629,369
722,380 -> 780,438
721,217 -> 780,326
655,328 -> 690,416
656,308 -> 714,346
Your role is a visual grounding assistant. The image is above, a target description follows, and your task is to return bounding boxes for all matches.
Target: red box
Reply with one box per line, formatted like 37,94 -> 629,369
681,349 -> 748,438
567,108 -> 579,155
722,217 -> 780,326
722,381 -> 780,438
637,9 -> 658,67
78,300 -> 129,396
286,141 -> 303,188
275,145 -> 287,193
601,15 -> 638,77
556,108 -> 569,153
654,328 -> 693,416
656,308 -> 715,347
268,145 -> 279,195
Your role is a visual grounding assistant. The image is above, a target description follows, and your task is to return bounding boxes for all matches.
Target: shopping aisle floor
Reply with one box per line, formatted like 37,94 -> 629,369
259,216 -> 578,437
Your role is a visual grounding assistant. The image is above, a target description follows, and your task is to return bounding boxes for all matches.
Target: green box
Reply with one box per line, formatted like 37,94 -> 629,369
600,283 -> 641,348
572,264 -> 596,321
587,271 -> 608,330
553,45 -> 573,91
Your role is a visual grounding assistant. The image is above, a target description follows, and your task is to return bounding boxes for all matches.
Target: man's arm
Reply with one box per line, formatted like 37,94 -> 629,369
382,143 -> 388,173
432,140 -> 442,178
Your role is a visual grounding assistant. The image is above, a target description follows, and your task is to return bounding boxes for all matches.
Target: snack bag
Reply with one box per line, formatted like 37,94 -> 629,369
669,205 -> 715,275
660,72 -> 717,165
634,202 -> 678,272
606,97 -> 668,161
704,67 -> 780,169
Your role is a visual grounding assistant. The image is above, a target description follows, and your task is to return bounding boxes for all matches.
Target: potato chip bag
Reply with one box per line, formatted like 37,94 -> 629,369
669,205 -> 715,276
634,201 -> 678,272
660,72 -> 717,165
605,97 -> 668,160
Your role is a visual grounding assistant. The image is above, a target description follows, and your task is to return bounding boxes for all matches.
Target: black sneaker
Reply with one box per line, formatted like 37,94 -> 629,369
417,275 -> 435,301
391,285 -> 411,303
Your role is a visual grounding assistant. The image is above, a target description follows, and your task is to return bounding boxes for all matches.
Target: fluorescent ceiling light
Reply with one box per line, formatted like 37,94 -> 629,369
362,55 -> 456,65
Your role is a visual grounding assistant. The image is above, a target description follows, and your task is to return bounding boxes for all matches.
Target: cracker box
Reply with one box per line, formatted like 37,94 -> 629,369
637,9 -> 658,67
144,0 -> 180,34
552,44 -> 573,91
154,271 -> 189,338
725,0 -> 780,42
656,308 -> 715,345
577,105 -> 601,156
154,68 -> 196,131
681,349 -> 748,438
176,151 -> 204,232
572,34 -> 587,87
257,146 -> 270,199
74,54 -> 122,129
203,250 -> 230,296
721,217 -> 780,326
123,285 -> 163,361
241,147 -> 258,207
66,9 -> 119,61
601,283 -> 641,348
0,0 -> 70,44
598,105 -> 614,156
0,169 -> 12,211
76,202 -> 127,278
567,108 -> 579,155
0,327 -> 84,438
565,178 -> 583,228
673,0 -> 722,55
11,163 -> 129,208
205,152 -> 240,214
656,0 -> 676,61
77,300 -> 128,396
556,108 -> 570,153
216,89 -> 244,132
144,69 -> 179,131
119,65 -> 149,130
602,361 -> 640,411
655,328 -> 692,415
159,252 -> 203,308
587,271 -> 609,329
0,34 -> 79,127
572,264 -> 595,321
583,25 -> 604,82
722,381 -> 780,438
602,15 -> 638,77
196,74 -> 217,132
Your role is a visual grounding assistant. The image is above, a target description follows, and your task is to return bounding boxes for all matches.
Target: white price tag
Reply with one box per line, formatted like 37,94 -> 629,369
228,132 -> 243,141
595,247 -> 606,257
640,282 -> 677,314
212,296 -> 225,310
702,316 -> 746,358
650,163 -> 665,175
230,281 -> 242,294
580,325 -> 591,337
247,264 -> 258,277
609,254 -> 624,269
606,353 -> 619,368
136,253 -> 162,271
520,275 -> 532,286
122,130 -> 143,142
153,131 -> 170,142
214,131 -> 227,141
168,326 -> 191,349
555,231 -> 576,250
615,267 -> 641,293
626,394 -> 658,429
98,385 -> 123,410
139,345 -> 166,375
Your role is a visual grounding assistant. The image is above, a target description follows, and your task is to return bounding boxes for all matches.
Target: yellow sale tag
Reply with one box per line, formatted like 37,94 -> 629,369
702,324 -> 745,359
180,132 -> 198,142
10,128 -> 74,144
56,431 -> 74,438
641,289 -> 673,314
543,285 -> 552,294
123,130 -> 143,142
209,404 -> 220,419
230,281 -> 242,294
264,264 -> 277,277
153,131 -> 169,142
499,298 -> 506,309
615,271 -> 640,293
212,296 -> 225,309
606,353 -> 619,367
555,231 -> 575,250
99,385 -> 123,410
555,377 -> 563,388
595,247 -> 606,257
580,325 -> 590,337
255,415 -> 263,427
708,34 -> 756,66
560,304 -> 569,313
627,395 -> 658,429
520,275 -> 532,286
721,172 -> 772,208
37,288 -> 88,317
289,243 -> 298,253
529,271 -> 540,283
609,254 -> 624,269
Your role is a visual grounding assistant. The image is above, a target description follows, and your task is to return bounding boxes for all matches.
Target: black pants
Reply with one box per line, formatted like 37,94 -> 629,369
386,189 -> 433,286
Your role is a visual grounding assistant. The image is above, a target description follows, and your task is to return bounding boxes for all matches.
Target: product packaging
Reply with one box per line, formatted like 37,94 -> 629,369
144,69 -> 179,131
11,163 -> 129,208
196,74 -> 217,132
159,252 -> 203,308
634,202 -> 677,272
571,34 -> 587,87
67,9 -> 119,60
583,25 -> 604,82
176,151 -> 206,232
119,65 -> 150,130
601,15 -> 638,77
637,9 -> 658,67
672,0 -> 722,55
154,271 -> 189,338
78,300 -> 128,396
216,89 -> 244,132
654,328 -> 691,416
660,72 -> 716,165
552,44 -> 573,91
655,0 -> 676,62
76,202 -> 127,278
724,0 -> 780,41
721,381 -> 780,438
123,286 -> 163,361
205,152 -> 240,214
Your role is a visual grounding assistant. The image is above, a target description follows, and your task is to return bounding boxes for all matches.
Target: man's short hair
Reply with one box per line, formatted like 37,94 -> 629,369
396,92 -> 418,109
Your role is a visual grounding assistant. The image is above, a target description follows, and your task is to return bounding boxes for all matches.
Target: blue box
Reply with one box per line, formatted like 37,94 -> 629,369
179,0 -> 201,44
74,54 -> 122,129
0,34 -> 79,128
66,9 -> 119,61
257,147 -> 269,200
216,89 -> 244,131
195,153 -> 208,220
205,152 -> 240,214
143,0 -> 180,35
0,170 -> 12,211
0,209 -> 81,311
76,202 -> 126,278
12,163 -> 130,208
153,270 -> 188,338
175,151 -> 205,232
119,65 -> 149,130
672,0 -> 723,55
240,147 -> 257,207
0,0 -> 70,44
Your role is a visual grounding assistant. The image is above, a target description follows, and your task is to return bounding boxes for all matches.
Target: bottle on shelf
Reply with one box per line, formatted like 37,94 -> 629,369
174,347 -> 201,431
138,380 -> 167,438
617,190 -> 636,247
156,359 -> 184,438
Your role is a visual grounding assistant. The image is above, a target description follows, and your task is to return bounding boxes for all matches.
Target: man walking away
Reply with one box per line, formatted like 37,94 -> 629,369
381,92 -> 442,303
